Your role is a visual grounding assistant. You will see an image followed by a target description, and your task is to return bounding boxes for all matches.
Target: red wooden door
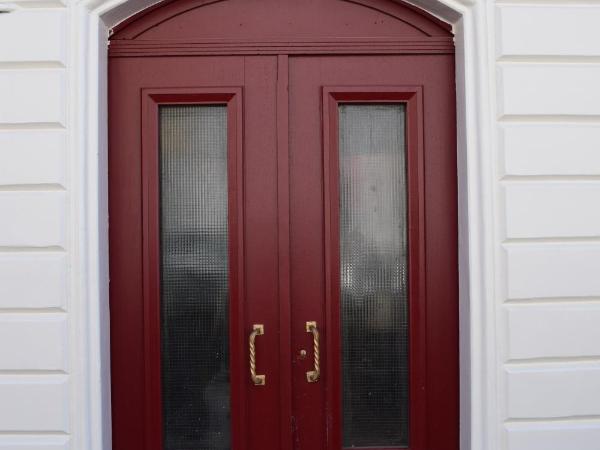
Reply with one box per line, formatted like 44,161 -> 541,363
108,2 -> 457,450
287,57 -> 457,450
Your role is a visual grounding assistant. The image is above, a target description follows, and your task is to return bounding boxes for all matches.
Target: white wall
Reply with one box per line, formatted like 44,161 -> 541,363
0,4 -> 71,450
0,1 -> 599,449
496,4 -> 600,449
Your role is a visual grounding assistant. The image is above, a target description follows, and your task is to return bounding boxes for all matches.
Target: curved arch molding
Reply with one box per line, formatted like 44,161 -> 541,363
108,0 -> 454,56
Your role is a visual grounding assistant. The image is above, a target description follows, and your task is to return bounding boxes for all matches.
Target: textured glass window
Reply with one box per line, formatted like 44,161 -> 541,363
160,105 -> 230,450
339,104 -> 409,448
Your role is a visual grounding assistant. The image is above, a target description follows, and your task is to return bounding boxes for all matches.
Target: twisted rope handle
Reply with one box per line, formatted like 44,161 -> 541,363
249,324 -> 266,386
306,321 -> 320,383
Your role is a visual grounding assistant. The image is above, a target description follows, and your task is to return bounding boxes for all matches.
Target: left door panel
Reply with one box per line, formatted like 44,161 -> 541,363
109,56 -> 280,450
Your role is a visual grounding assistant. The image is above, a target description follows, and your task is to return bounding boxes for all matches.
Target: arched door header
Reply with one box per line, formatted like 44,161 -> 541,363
109,0 -> 453,57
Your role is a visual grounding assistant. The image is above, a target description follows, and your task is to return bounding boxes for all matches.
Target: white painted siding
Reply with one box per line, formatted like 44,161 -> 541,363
0,11 -> 66,64
498,64 -> 600,117
504,242 -> 600,300
0,376 -> 69,432
0,3 -> 70,449
497,3 -> 600,449
0,192 -> 67,247
504,182 -> 600,238
500,124 -> 600,176
507,363 -> 600,418
507,304 -> 600,360
0,252 -> 67,309
506,420 -> 600,450
0,70 -> 66,125
0,314 -> 68,370
0,436 -> 70,450
0,130 -> 67,187
497,5 -> 600,57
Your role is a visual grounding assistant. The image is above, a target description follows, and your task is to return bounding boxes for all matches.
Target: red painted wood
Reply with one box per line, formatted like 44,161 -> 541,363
108,38 -> 455,58
322,87 -> 428,450
108,0 -> 453,58
109,2 -> 457,450
288,55 -> 457,450
109,56 -> 281,450
276,54 -> 294,450
241,56 -> 281,450
140,88 -> 244,450
110,0 -> 451,41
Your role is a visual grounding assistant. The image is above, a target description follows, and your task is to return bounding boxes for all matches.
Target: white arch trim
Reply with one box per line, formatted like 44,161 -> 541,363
71,0 -> 498,449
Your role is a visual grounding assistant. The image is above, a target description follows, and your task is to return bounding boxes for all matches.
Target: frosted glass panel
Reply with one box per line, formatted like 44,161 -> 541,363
339,104 -> 409,448
160,105 -> 230,450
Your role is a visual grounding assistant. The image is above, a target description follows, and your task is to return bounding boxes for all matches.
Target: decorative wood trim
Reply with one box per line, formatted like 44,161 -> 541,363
108,37 -> 454,57
322,86 -> 427,450
139,87 -> 245,450
276,55 -> 294,450
110,0 -> 452,40
344,0 -> 453,34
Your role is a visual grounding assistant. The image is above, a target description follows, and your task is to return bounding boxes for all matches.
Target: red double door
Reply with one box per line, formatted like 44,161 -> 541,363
109,2 -> 457,450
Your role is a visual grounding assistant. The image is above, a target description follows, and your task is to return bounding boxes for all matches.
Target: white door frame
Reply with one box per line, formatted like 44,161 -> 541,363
69,0 -> 499,448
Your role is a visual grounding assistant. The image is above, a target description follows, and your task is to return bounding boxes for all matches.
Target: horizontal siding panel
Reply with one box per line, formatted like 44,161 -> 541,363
0,70 -> 65,125
504,242 -> 600,299
11,0 -> 65,4
498,65 -> 600,116
0,375 -> 69,432
504,182 -> 600,238
0,130 -> 66,186
0,314 -> 67,370
0,436 -> 69,450
0,252 -> 66,310
0,192 -> 66,247
501,124 -> 600,176
497,5 -> 600,57
7,0 -> 66,5
507,363 -> 600,418
506,421 -> 600,450
0,11 -> 66,64
507,304 -> 600,360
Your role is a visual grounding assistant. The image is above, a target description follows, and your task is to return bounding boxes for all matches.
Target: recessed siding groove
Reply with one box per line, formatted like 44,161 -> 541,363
504,297 -> 600,305
0,123 -> 65,130
0,431 -> 69,436
0,61 -> 65,69
0,246 -> 65,253
0,309 -> 66,314
505,416 -> 600,425
5,1 -> 67,8
497,55 -> 600,64
498,115 -> 600,123
0,184 -> 66,192
0,308 -> 66,314
505,360 -> 600,371
506,356 -> 600,366
503,237 -> 600,244
0,369 -> 67,375
501,175 -> 600,182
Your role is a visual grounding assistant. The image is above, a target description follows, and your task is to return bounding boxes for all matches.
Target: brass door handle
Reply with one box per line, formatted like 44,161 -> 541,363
306,321 -> 320,383
249,324 -> 266,386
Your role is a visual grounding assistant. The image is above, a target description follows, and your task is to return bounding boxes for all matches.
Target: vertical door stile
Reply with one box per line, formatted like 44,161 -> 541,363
277,54 -> 294,450
230,89 -> 247,450
242,56 -> 280,450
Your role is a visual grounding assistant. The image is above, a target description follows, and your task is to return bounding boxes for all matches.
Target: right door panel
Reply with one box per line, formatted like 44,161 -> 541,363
288,55 -> 458,450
